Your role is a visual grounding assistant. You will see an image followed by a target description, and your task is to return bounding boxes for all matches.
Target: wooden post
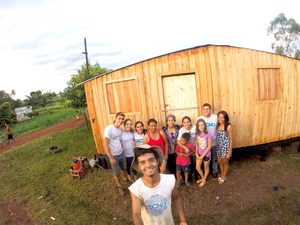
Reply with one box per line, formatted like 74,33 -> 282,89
83,113 -> 90,130
260,147 -> 268,162
83,37 -> 90,79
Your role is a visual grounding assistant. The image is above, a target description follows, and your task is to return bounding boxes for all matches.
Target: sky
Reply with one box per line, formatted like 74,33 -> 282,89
0,0 -> 299,100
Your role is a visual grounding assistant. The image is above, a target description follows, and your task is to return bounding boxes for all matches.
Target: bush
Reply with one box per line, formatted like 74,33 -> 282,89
24,112 -> 35,119
0,102 -> 17,125
34,110 -> 39,117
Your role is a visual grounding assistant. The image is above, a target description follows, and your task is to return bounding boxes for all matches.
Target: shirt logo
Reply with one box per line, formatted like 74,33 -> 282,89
145,194 -> 167,216
206,123 -> 216,127
136,139 -> 143,143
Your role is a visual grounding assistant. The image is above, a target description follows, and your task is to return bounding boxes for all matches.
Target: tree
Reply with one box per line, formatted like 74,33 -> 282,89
64,62 -> 112,108
24,90 -> 56,110
267,13 -> 300,58
11,90 -> 16,99
0,102 -> 17,125
0,90 -> 23,109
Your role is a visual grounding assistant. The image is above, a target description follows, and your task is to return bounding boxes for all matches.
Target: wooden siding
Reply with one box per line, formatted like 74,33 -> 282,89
84,45 -> 300,154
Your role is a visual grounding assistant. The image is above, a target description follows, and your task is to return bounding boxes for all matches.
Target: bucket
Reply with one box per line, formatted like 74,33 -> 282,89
72,158 -> 80,170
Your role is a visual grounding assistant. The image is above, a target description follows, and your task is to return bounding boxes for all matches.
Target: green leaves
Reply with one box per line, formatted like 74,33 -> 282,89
64,62 -> 112,108
267,13 -> 300,58
0,102 -> 17,125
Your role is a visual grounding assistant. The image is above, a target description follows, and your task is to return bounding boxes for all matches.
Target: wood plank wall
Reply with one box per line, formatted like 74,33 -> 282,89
84,46 -> 300,153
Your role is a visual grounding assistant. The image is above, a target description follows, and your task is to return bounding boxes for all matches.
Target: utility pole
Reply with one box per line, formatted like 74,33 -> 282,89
83,37 -> 90,79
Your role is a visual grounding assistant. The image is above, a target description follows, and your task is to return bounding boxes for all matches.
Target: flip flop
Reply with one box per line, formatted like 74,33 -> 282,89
218,178 -> 226,184
118,185 -> 124,196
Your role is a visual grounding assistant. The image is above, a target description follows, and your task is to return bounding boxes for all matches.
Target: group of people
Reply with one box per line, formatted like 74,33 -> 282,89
104,103 -> 233,225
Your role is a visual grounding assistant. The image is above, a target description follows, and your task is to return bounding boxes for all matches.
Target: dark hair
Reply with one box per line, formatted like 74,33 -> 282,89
147,118 -> 157,125
135,148 -> 159,164
196,119 -> 208,135
202,103 -> 211,109
124,119 -> 132,127
182,116 -> 191,123
217,111 -> 230,131
135,121 -> 147,134
115,112 -> 125,118
181,133 -> 191,141
76,111 -> 78,113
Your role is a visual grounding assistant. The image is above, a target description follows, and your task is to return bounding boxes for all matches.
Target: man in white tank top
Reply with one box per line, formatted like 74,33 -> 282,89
196,103 -> 218,179
129,145 -> 188,225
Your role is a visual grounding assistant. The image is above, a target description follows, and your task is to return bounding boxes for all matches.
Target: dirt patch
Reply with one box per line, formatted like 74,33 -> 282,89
0,196 -> 43,225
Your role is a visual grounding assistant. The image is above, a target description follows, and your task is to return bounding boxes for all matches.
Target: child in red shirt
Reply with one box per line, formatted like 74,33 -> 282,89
175,133 -> 195,187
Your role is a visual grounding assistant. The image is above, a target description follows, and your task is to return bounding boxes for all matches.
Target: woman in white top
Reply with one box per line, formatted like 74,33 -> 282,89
121,119 -> 137,182
134,121 -> 147,147
177,116 -> 197,182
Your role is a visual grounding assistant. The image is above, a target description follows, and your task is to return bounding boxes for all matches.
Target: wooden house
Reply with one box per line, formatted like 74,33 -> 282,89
81,45 -> 300,153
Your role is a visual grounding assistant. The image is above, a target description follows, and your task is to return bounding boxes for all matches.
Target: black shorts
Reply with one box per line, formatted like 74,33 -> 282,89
8,134 -> 13,139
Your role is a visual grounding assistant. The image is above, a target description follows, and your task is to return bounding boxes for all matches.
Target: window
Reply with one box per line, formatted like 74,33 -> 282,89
105,77 -> 141,114
257,68 -> 281,101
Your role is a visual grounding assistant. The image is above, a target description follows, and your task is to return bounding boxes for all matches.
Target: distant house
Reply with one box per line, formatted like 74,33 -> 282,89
15,106 -> 33,122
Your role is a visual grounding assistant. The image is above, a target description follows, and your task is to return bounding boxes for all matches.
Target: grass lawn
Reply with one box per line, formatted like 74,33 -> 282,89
0,126 -> 300,224
0,108 -> 86,138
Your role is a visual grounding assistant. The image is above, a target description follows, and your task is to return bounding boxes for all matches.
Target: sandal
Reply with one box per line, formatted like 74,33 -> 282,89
118,185 -> 124,196
185,181 -> 191,187
218,178 -> 226,184
177,182 -> 182,188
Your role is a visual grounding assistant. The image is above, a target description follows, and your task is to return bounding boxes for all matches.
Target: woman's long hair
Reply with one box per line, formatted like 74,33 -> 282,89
135,121 -> 147,134
196,119 -> 208,135
216,111 -> 230,131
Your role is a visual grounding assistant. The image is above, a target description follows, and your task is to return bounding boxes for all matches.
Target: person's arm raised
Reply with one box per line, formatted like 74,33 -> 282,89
172,179 -> 187,225
131,193 -> 144,225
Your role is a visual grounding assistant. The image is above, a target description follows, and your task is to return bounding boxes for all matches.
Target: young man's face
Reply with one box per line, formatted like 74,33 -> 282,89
203,106 -> 211,117
137,153 -> 158,177
115,116 -> 125,127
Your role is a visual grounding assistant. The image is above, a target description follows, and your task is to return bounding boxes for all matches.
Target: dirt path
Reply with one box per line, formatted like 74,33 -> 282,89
0,116 -> 85,224
0,116 -> 85,154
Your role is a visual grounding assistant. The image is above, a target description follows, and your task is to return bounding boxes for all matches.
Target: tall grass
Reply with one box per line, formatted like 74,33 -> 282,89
0,108 -> 86,138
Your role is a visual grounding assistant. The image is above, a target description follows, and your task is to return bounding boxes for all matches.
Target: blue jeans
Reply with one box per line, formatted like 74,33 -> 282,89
211,146 -> 218,174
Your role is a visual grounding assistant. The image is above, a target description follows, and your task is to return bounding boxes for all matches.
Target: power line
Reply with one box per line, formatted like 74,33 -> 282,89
39,53 -> 83,80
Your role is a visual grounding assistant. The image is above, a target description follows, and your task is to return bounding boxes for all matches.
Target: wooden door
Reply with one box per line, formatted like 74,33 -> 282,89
162,74 -> 199,125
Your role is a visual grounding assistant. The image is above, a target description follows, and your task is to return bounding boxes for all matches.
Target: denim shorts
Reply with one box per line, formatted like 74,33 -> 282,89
176,164 -> 190,173
109,152 -> 127,177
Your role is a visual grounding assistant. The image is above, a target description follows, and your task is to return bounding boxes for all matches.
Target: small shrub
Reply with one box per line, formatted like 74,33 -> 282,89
24,112 -> 35,119
34,110 -> 39,116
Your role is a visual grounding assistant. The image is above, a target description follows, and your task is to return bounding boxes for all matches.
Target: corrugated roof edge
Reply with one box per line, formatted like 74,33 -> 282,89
77,44 -> 296,86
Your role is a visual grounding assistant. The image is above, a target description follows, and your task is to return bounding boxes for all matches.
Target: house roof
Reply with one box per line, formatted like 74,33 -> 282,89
77,44 -> 291,86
